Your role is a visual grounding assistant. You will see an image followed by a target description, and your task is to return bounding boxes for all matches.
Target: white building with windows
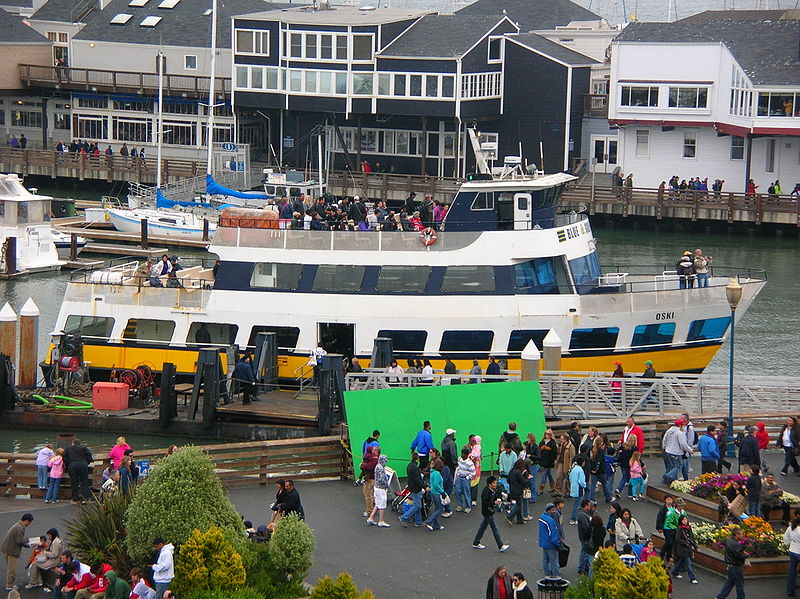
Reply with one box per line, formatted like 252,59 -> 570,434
608,11 -> 800,191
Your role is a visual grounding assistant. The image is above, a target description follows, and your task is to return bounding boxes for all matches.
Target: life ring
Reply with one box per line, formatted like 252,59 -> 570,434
419,227 -> 438,246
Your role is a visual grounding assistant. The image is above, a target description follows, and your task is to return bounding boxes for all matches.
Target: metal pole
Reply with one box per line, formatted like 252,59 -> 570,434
205,0 -> 218,177
727,306 -> 736,458
317,132 -> 324,197
156,50 -> 164,190
590,157 -> 596,206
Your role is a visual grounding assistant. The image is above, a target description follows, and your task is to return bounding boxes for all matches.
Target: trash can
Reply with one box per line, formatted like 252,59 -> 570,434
537,577 -> 569,599
64,199 -> 77,217
50,199 -> 76,218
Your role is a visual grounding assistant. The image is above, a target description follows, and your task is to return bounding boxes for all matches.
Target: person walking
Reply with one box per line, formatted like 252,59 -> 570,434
150,539 -> 174,599
367,454 -> 391,527
511,572 -> 534,599
441,428 -> 458,478
524,433 -> 541,503
485,565 -> 512,599
656,494 -> 674,558
778,417 -> 800,476
65,438 -> 93,503
469,435 -> 483,506
538,503 -> 562,578
588,438 -> 612,503
425,458 -> 446,531
784,512 -> 800,597
699,425 -> 721,475
2,513 -> 33,590
614,437 -> 636,500
455,448 -> 476,512
554,433 -> 575,497
399,452 -> 425,527
472,476 -> 509,552
498,444 -> 517,495
738,426 -> 760,473
410,421 -> 434,470
359,446 -> 379,518
234,354 -> 257,405
615,508 -> 643,552
628,452 -> 645,500
506,459 -> 531,525
718,420 -> 732,472
663,498 -> 686,561
715,527 -> 750,599
661,420 -> 693,484
538,429 -> 557,496
754,422 -> 771,475
577,499 -> 596,575
745,465 -> 762,518
568,456 -> 587,524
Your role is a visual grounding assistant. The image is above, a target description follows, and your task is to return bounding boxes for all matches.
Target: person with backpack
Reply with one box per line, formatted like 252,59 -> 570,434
499,423 -> 523,455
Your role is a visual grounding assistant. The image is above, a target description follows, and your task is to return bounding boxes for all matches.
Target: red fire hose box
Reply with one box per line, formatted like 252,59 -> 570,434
92,382 -> 129,411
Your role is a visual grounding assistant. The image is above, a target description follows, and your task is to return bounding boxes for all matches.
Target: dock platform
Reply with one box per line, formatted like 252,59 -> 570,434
82,243 -> 168,257
54,226 -> 210,249
216,390 -> 319,427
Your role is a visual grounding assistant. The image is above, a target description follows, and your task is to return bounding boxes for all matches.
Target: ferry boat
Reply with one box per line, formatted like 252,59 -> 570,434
0,174 -> 64,273
48,168 -> 765,381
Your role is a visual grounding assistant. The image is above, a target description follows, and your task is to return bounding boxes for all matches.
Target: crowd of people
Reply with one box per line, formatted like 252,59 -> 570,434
276,191 -> 449,233
353,414 -> 800,598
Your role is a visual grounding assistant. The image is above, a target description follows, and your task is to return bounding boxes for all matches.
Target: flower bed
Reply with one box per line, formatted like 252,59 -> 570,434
691,517 -> 787,558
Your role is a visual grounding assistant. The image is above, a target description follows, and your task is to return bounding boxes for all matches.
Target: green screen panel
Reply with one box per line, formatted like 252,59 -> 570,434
343,381 -> 546,474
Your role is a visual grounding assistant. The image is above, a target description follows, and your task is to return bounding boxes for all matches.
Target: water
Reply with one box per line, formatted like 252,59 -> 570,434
0,428 -> 224,454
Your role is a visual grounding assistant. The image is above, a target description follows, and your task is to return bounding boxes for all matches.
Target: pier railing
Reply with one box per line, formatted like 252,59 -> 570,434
0,435 -> 346,499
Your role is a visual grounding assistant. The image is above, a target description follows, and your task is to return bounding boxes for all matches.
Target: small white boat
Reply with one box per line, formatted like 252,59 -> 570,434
107,207 -> 216,240
0,174 -> 64,273
51,229 -> 87,259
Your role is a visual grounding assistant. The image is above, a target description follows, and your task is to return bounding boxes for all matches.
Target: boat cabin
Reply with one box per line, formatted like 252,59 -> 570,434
0,175 -> 52,228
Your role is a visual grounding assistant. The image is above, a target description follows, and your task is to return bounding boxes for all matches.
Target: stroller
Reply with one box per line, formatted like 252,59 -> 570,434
389,469 -> 431,520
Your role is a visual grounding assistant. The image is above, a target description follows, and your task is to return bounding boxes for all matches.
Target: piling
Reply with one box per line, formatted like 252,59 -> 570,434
140,219 -> 149,249
0,303 -> 16,366
4,237 -> 17,274
543,329 -> 562,372
203,218 -> 210,242
69,233 -> 78,261
520,340 -> 541,381
18,297 -> 39,388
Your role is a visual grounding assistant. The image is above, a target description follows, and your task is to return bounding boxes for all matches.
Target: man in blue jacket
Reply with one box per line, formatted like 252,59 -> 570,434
233,354 -> 257,405
538,503 -> 562,578
699,425 -> 720,475
410,421 -> 434,470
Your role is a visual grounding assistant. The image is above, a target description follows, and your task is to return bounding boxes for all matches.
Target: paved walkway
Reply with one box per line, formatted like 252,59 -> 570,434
1,453 -> 796,599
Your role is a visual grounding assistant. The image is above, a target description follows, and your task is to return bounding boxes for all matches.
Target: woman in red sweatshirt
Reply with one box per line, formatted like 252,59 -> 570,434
755,422 -> 771,475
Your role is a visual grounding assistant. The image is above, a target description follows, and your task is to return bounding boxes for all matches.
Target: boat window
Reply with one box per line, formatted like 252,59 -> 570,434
247,326 -> 301,349
514,258 -> 567,294
250,263 -> 303,289
376,265 -> 430,293
441,266 -> 495,293
507,330 -> 549,352
186,322 -> 238,345
568,253 -> 601,293
631,323 -> 676,347
265,186 -> 275,194
377,330 -> 428,353
17,202 -> 28,224
312,265 -> 365,292
440,330 -> 494,359
687,317 -> 731,342
470,192 -> 494,211
63,315 -> 115,338
122,319 -> 175,342
569,327 -> 620,350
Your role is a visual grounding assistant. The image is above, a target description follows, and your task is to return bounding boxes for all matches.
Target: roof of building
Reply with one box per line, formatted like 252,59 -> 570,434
677,9 -> 794,22
379,14 -> 511,57
0,10 -> 49,42
239,5 -> 429,25
1,0 -> 34,8
509,32 -> 597,65
66,0 -> 297,47
457,0 -> 601,32
29,0 -> 80,22
616,19 -> 800,86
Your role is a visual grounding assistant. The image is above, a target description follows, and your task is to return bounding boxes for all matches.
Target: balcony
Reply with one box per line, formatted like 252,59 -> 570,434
584,93 -> 608,118
18,64 -> 230,100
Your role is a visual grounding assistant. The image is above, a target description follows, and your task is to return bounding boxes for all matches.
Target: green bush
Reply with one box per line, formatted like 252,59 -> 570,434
123,446 -> 244,560
185,588 -> 264,599
565,576 -> 596,599
618,558 -> 669,599
310,573 -> 375,599
172,526 -> 246,596
592,548 -> 626,599
65,490 -> 138,576
245,543 -> 306,599
268,514 -> 316,580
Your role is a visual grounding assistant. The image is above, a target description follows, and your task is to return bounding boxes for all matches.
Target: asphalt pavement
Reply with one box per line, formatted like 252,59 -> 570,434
1,453 -> 796,599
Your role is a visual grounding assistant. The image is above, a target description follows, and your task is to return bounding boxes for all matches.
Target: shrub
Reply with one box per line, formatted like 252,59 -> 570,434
591,548 -> 626,599
268,514 -> 316,580
310,573 -> 375,599
618,558 -> 669,599
123,446 -> 244,560
185,589 -> 264,599
246,542 -> 306,599
65,490 -> 138,575
172,526 -> 246,596
565,576 -> 596,599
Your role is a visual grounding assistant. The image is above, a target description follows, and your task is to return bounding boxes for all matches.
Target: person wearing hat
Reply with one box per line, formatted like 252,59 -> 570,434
641,360 -> 656,379
676,251 -> 695,289
441,428 -> 458,479
538,503 -> 562,578
2,513 -> 34,589
662,497 -> 687,561
661,420 -> 693,485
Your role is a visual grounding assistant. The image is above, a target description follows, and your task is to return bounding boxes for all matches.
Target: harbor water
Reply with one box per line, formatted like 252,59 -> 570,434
0,225 -> 796,376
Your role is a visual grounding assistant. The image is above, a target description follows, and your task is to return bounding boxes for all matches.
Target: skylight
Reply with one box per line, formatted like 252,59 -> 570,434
128,0 -> 149,6
158,0 -> 180,8
140,15 -> 162,26
203,8 -> 212,15
111,13 -> 133,24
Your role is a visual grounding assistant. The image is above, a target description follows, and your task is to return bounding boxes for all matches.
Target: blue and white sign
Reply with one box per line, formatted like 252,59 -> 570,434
136,459 -> 152,477
221,142 -> 238,152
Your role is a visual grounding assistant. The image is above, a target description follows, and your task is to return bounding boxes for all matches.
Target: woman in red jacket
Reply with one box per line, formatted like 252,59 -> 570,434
755,422 -> 771,475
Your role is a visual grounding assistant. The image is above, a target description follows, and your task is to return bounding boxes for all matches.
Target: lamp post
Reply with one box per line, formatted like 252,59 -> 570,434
726,278 -> 743,458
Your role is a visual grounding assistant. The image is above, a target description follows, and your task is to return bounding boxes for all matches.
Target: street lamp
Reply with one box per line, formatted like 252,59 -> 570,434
726,278 -> 743,458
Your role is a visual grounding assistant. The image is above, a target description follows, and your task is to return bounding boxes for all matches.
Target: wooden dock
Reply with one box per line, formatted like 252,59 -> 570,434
216,390 -> 319,427
54,226 -> 210,249
82,243 -> 169,257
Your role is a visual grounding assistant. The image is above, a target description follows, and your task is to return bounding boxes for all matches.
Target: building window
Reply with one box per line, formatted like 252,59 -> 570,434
668,87 -> 708,109
236,66 -> 248,88
461,73 -> 501,99
336,35 -> 348,60
236,29 -> 269,55
352,73 -> 373,95
442,76 -> 454,98
77,97 -> 107,109
352,34 -> 373,61
54,113 -> 70,130
184,55 -> 197,70
488,36 -> 502,63
766,138 -> 775,172
757,92 -> 796,117
635,129 -> 649,158
730,136 -> 744,160
113,99 -> 152,112
320,34 -> 332,59
112,117 -> 150,142
75,115 -> 107,139
162,121 -> 196,146
10,110 -> 42,128
619,85 -> 658,107
683,130 -> 697,159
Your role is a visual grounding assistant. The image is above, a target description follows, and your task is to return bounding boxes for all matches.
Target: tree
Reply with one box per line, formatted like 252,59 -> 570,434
268,513 -> 316,580
310,573 -> 376,599
123,446 -> 244,560
172,526 -> 246,596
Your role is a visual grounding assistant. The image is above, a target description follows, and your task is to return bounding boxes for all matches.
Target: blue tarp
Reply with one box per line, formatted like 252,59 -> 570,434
155,188 -> 212,209
205,174 -> 268,200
